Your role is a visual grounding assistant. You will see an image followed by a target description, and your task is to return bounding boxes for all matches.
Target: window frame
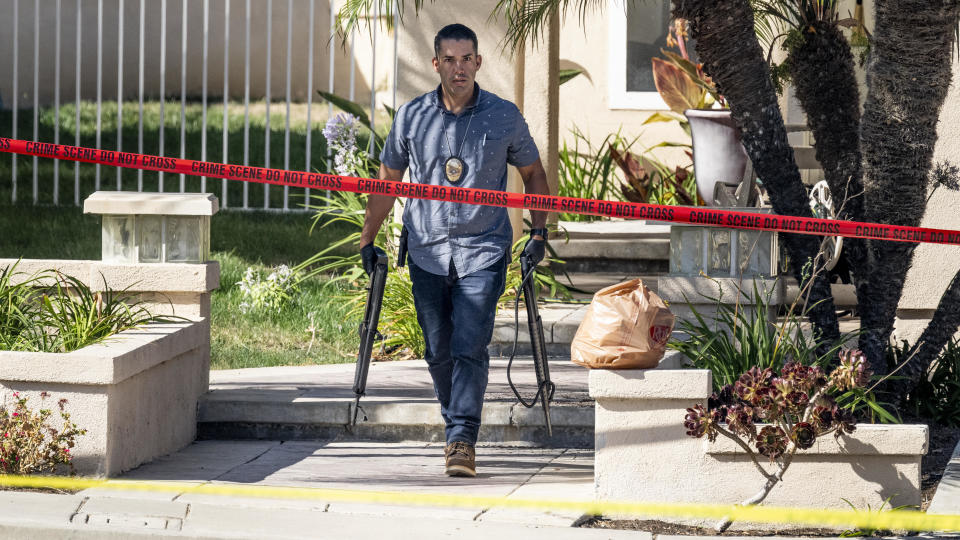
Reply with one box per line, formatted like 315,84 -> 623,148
607,0 -> 669,111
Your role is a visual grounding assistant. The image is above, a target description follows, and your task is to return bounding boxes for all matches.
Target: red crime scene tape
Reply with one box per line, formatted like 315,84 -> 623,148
2,137 -> 958,246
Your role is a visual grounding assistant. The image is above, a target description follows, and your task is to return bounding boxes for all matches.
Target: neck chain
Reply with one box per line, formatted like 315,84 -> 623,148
440,107 -> 475,184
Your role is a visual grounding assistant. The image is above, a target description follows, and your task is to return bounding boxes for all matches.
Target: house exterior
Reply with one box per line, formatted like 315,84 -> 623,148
0,0 -> 958,340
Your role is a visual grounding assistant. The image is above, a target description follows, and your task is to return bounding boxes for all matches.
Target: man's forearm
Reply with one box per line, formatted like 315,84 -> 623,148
359,193 -> 397,246
360,164 -> 404,245
522,166 -> 551,230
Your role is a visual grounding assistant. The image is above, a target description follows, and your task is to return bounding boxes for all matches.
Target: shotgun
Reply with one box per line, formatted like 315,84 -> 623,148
351,251 -> 389,426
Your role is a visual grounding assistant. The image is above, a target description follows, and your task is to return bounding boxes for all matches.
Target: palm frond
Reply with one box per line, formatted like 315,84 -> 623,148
335,0 -> 427,48
494,0 -> 609,52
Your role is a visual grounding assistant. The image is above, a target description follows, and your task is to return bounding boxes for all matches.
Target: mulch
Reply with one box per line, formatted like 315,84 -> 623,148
580,422 -> 960,536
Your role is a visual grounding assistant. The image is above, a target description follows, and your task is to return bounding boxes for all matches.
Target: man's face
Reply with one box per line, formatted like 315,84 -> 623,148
433,39 -> 481,98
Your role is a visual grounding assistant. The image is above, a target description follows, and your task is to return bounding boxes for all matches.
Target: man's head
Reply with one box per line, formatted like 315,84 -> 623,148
433,24 -> 481,100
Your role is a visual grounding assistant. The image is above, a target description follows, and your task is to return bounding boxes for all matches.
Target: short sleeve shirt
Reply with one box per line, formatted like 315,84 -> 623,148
380,84 -> 540,277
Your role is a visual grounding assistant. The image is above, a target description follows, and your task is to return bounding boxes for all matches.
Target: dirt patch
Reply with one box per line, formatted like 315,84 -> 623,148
581,422 -> 960,536
577,517 -> 845,537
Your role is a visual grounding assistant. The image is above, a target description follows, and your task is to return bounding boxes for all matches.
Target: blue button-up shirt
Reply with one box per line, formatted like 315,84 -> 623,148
380,84 -> 540,277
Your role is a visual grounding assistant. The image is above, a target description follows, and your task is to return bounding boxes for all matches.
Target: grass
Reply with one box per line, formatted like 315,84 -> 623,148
0,203 -> 362,370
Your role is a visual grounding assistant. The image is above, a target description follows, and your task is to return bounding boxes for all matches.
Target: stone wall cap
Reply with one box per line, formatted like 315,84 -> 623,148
83,191 -> 219,216
0,259 -> 220,292
589,368 -> 711,400
658,275 -> 785,304
0,320 -> 208,385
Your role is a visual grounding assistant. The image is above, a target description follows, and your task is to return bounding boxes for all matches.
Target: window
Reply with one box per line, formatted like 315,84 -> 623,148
608,0 -> 670,110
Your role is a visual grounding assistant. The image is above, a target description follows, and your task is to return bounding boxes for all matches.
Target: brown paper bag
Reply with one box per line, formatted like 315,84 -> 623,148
570,279 -> 675,369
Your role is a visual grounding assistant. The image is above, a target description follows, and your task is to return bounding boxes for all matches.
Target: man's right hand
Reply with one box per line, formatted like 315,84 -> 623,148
360,243 -> 387,276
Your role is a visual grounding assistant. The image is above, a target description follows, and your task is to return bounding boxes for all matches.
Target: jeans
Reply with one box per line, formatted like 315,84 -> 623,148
409,254 -> 508,445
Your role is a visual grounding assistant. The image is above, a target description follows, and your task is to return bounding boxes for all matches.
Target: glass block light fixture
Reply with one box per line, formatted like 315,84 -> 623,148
83,192 -> 219,264
669,208 -> 779,278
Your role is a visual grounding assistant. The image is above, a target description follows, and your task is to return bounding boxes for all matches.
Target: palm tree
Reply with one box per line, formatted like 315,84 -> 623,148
336,0 -> 960,392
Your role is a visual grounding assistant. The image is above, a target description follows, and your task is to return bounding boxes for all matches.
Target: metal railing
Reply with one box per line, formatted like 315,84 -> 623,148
3,0 -> 397,211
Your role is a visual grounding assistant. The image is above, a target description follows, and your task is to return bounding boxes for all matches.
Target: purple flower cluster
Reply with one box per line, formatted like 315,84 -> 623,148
322,113 -> 365,177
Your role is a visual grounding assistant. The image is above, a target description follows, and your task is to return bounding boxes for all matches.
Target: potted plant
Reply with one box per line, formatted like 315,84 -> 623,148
650,19 -> 747,206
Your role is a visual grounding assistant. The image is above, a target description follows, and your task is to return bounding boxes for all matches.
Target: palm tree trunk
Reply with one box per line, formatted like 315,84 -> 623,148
787,22 -> 868,291
672,0 -> 839,344
857,0 -> 960,376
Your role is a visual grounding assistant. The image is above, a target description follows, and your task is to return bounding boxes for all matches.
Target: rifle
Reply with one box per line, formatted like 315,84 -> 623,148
351,228 -> 407,426
352,250 -> 389,426
508,253 -> 555,437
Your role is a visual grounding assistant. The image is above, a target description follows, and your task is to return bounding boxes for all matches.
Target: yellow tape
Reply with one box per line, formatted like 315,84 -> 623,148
1,474 -> 958,532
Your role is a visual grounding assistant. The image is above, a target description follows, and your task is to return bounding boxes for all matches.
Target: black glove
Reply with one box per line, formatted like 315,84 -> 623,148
522,234 -> 546,267
360,243 -> 386,276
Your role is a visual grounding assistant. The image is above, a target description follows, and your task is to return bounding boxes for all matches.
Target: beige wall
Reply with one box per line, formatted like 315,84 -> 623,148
895,50 -> 960,337
393,3 -> 516,107
0,0 -> 387,107
556,6 -> 687,165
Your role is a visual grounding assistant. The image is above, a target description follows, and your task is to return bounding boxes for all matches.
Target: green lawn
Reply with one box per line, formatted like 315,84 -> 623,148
0,203 -> 362,370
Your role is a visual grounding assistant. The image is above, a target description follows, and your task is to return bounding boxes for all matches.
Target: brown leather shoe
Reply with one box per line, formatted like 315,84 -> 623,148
444,441 -> 476,477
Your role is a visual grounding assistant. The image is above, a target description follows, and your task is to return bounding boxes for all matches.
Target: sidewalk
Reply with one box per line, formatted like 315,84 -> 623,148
0,438 -> 624,539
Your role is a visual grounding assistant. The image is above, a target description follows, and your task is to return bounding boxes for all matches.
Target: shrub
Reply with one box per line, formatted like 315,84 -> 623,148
896,337 -> 960,426
557,129 -> 625,222
236,264 -> 299,315
671,279 -> 898,424
0,263 -> 178,353
669,280 -> 847,390
0,392 -> 86,476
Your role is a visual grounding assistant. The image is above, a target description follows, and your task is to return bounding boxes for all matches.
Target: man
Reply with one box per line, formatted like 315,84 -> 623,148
358,23 -> 550,477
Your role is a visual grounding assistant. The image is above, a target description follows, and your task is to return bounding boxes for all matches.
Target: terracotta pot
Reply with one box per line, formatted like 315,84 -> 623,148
684,109 -> 750,206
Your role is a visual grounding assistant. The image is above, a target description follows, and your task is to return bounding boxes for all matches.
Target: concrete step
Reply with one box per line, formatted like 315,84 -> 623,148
198,359 -> 594,448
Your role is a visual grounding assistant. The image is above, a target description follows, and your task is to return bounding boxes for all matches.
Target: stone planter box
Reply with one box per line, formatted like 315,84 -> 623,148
589,352 -> 928,526
0,321 -> 210,476
1,259 -> 220,320
0,258 -> 219,476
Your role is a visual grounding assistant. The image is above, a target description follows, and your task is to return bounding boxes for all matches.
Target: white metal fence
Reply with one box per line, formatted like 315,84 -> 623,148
1,0 -> 397,211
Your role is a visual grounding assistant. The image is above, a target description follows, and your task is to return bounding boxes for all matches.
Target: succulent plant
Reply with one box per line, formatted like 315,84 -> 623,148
831,348 -> 872,391
755,425 -> 788,459
726,404 -> 757,441
810,405 -> 834,432
785,390 -> 809,412
681,352 -> 872,531
790,422 -> 817,450
684,404 -> 719,442
831,406 -> 857,438
735,367 -> 774,406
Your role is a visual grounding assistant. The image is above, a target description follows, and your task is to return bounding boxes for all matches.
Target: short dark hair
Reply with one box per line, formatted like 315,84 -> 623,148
433,24 -> 478,59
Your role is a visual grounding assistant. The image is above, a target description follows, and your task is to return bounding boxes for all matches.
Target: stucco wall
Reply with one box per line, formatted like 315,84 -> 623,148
896,52 -> 960,327
0,0 -> 389,107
